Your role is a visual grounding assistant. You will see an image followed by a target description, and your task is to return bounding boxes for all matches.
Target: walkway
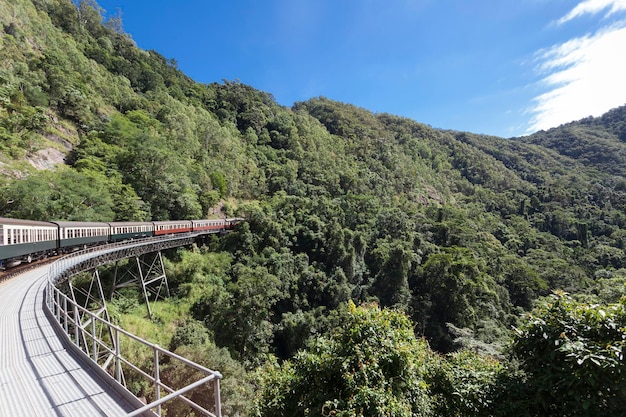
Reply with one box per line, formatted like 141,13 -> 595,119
0,266 -> 143,417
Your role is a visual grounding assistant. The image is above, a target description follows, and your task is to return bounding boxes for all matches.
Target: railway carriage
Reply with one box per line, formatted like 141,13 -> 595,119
0,218 -> 58,267
191,219 -> 227,232
53,221 -> 110,251
225,217 -> 245,229
109,222 -> 154,242
153,220 -> 193,236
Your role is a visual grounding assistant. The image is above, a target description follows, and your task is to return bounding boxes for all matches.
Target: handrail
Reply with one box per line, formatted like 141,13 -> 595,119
44,236 -> 223,417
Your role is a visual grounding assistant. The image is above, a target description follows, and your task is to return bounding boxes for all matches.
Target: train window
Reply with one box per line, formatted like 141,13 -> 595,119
0,228 -> 4,245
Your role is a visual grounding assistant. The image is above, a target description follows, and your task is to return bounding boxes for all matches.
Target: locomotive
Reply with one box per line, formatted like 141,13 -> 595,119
0,217 -> 243,269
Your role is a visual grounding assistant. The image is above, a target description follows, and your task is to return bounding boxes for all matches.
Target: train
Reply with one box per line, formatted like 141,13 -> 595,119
0,217 -> 243,269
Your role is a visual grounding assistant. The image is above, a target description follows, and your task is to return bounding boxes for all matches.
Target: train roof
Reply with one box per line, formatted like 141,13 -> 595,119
52,221 -> 110,227
0,217 -> 57,227
152,220 -> 193,225
191,218 -> 224,223
108,221 -> 154,227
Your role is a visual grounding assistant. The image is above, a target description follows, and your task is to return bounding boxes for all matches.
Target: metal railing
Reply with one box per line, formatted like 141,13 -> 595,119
44,237 -> 223,417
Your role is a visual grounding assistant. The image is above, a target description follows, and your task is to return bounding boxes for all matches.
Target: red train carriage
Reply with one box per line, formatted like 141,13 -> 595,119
153,220 -> 193,236
191,219 -> 226,232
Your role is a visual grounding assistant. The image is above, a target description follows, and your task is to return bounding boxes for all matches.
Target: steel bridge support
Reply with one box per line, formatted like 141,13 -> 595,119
63,268 -> 117,372
63,250 -> 172,384
110,251 -> 171,319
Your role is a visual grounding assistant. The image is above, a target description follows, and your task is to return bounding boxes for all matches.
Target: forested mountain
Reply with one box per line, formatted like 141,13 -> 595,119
2,1 -> 626,415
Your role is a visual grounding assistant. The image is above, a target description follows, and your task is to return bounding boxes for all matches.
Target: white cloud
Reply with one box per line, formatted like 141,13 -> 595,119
558,0 -> 626,25
526,2 -> 626,133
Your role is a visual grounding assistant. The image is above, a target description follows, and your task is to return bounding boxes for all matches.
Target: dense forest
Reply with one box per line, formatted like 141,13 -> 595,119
1,0 -> 626,415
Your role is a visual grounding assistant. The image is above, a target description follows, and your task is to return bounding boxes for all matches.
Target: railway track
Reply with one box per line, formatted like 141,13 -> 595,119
0,256 -> 59,284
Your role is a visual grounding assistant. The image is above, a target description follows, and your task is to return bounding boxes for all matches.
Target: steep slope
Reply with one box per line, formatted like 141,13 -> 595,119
1,0 -> 626,358
519,104 -> 626,174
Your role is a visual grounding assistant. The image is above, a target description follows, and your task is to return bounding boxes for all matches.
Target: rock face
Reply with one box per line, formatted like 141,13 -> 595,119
26,148 -> 66,170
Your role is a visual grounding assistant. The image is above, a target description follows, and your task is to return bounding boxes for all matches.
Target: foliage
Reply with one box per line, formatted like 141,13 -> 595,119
509,292 -> 626,416
429,350 -> 503,417
254,302 -> 435,417
3,0 -> 626,414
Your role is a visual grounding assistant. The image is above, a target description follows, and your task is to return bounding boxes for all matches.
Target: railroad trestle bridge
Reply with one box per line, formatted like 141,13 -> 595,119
1,232 -> 224,417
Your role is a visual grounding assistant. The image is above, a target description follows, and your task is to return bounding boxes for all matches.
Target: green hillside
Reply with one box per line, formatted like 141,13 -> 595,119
2,1 -> 626,415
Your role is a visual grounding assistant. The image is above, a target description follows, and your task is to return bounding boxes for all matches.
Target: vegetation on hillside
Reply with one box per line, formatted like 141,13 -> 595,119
2,0 -> 626,415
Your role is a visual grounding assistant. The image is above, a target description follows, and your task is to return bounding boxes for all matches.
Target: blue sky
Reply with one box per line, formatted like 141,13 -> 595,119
95,0 -> 626,138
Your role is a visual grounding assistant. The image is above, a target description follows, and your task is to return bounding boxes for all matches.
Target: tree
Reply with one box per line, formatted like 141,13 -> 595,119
414,247 -> 499,352
510,292 -> 626,416
254,302 -> 435,416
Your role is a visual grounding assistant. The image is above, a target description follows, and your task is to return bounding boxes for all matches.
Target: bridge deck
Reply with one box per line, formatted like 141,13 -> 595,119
0,266 -> 138,417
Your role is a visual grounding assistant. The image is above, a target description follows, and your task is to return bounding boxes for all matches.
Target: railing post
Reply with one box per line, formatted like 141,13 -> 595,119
154,346 -> 161,416
73,305 -> 80,347
63,295 -> 68,333
91,317 -> 97,361
61,291 -> 68,333
214,377 -> 222,417
115,328 -> 121,383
